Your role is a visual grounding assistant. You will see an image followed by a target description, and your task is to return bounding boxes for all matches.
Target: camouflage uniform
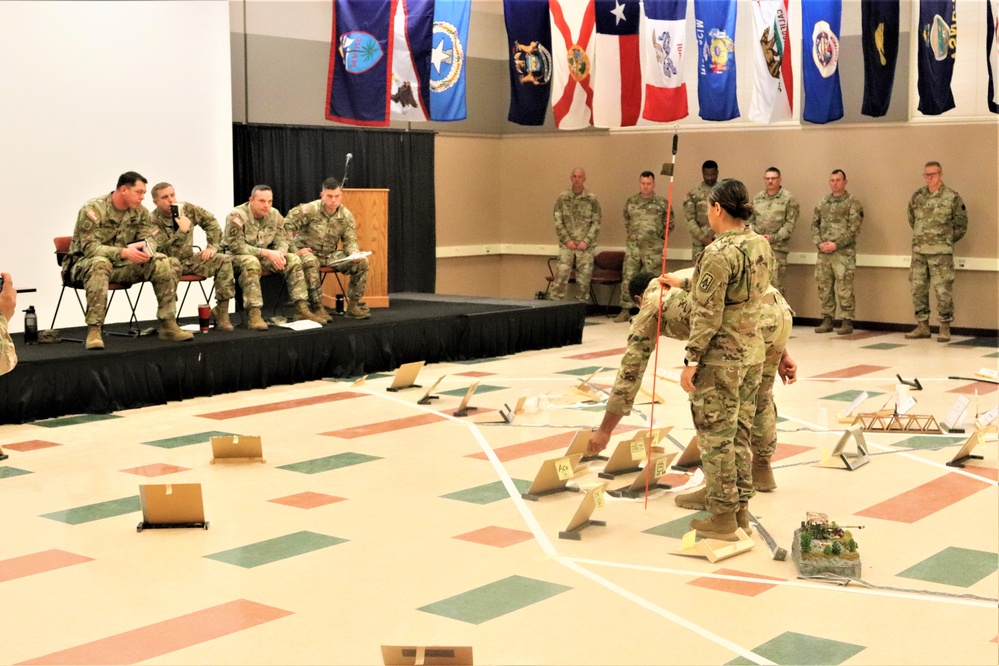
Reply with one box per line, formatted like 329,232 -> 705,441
64,193 -> 181,325
284,200 -> 369,305
811,191 -> 863,320
619,193 -> 672,307
907,184 -> 968,324
551,190 -> 601,302
0,313 -> 17,375
221,202 -> 308,309
685,228 -> 774,515
750,188 -> 799,294
683,181 -> 715,262
147,202 -> 237,303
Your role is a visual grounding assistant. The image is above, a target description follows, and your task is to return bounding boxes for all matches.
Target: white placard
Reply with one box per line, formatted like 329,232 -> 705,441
977,405 -> 999,428
941,395 -> 971,430
897,396 -> 917,415
974,367 -> 999,381
839,391 -> 869,419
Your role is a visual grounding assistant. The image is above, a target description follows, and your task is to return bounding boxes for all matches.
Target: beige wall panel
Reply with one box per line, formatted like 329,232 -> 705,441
435,136 -> 502,246
436,256 -> 504,296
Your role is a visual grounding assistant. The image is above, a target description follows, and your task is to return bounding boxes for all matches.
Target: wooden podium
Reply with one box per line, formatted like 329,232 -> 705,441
321,188 -> 389,308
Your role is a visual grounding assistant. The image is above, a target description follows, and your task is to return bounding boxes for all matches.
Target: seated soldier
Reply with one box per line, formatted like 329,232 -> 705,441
64,171 -> 192,350
284,177 -> 371,320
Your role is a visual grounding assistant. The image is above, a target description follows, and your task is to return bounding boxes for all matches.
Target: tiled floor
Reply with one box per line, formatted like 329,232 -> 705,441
1,316 -> 997,665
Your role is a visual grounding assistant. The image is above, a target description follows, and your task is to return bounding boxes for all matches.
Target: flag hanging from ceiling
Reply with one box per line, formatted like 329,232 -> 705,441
987,0 -> 999,114
694,0 -> 739,121
504,0 -> 554,126
916,0 -> 957,116
391,0 -> 433,121
749,0 -> 793,124
801,0 -> 843,124
641,0 -> 689,123
549,0 -> 597,129
429,0 -> 470,121
592,0 -> 642,127
327,0 -> 397,126
860,0 -> 899,117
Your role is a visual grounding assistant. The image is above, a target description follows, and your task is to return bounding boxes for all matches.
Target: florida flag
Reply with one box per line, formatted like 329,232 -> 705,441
641,0 -> 689,122
593,0 -> 642,127
550,0 -> 597,129
750,0 -> 794,124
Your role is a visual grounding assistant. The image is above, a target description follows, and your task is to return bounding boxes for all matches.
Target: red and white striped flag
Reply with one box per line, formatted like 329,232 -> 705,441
592,0 -> 642,127
549,0 -> 596,129
641,0 -> 689,122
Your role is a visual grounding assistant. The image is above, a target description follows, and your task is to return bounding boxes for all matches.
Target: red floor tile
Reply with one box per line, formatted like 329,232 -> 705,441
322,412 -> 445,438
947,381 -> 999,395
268,492 -> 347,509
454,371 -> 495,378
119,463 -> 191,477
0,550 -> 93,584
772,443 -> 814,462
453,526 -> 534,548
197,392 -> 364,420
687,567 -> 785,597
962,466 -> 999,482
856,472 -> 992,523
565,347 -> 627,360
3,440 -> 61,452
466,432 -> 574,462
810,364 -> 889,379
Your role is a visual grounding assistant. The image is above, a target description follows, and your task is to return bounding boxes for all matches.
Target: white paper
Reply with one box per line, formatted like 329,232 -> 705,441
278,320 -> 323,331
941,395 -> 971,429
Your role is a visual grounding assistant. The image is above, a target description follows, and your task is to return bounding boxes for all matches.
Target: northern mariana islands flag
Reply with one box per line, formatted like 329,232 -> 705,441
641,0 -> 689,123
429,0 -> 471,121
694,0 -> 739,121
801,0 -> 843,124
327,0 -> 397,126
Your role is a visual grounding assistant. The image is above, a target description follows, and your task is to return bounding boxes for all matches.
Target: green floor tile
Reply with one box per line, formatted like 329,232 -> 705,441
277,452 -> 381,475
41,496 -> 140,525
417,575 -> 572,625
441,479 -> 532,505
33,413 -> 122,428
326,372 -> 392,383
643,511 -> 709,539
820,389 -> 884,402
439,384 -> 507,397
0,466 -> 32,479
728,631 -> 865,665
891,435 -> 966,450
897,546 -> 999,588
948,337 -> 998,348
142,431 -> 237,449
457,357 -> 505,365
984,352 -> 999,358
862,342 -> 905,350
205,530 -> 347,568
557,365 -> 605,377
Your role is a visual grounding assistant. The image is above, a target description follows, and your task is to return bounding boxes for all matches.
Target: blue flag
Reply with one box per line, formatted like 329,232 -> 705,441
801,0 -> 843,124
861,0 -> 899,117
327,0 -> 396,126
694,0 -> 739,121
916,0 -> 957,116
504,0 -> 553,125
430,0 -> 471,121
987,0 -> 999,114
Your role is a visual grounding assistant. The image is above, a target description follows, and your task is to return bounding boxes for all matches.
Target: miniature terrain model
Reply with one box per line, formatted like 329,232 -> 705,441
792,511 -> 863,578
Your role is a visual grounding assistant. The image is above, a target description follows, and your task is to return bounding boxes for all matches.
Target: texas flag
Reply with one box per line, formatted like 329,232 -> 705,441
749,0 -> 794,124
592,0 -> 642,127
641,0 -> 689,123
549,0 -> 597,129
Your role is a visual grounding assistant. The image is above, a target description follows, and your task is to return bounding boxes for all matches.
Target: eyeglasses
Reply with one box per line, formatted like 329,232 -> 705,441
923,171 -> 941,178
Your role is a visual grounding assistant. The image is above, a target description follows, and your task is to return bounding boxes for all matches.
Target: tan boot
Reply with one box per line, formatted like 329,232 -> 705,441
905,321 -> 931,339
85,325 -> 104,351
814,315 -> 834,334
158,319 -> 194,342
613,309 -> 630,323
836,319 -> 853,335
937,323 -> 951,343
345,301 -> 371,319
246,307 -> 269,331
674,487 -> 706,510
690,512 -> 739,541
735,505 -> 754,536
294,300 -> 327,324
753,456 -> 776,492
311,303 -> 332,324
212,302 -> 233,332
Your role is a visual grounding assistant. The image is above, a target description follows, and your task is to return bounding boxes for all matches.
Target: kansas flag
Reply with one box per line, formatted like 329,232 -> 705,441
505,0 -> 553,126
593,0 -> 642,127
801,0 -> 843,124
861,0 -> 900,117
391,0 -> 434,121
694,0 -> 739,121
749,0 -> 793,124
916,0 -> 957,116
430,0 -> 470,121
327,0 -> 397,126
641,0 -> 689,123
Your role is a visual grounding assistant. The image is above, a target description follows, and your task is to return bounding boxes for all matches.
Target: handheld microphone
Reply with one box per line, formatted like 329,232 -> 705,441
343,152 -> 353,187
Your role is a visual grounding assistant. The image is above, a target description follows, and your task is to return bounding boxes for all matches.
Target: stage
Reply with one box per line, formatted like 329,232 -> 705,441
0,294 -> 585,425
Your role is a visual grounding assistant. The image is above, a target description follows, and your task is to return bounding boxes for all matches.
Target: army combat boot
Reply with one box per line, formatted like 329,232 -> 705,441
937,323 -> 951,343
158,319 -> 194,342
905,321 -> 931,339
85,325 -> 104,351
246,307 -> 269,331
212,301 -> 233,332
674,487 -> 706,510
753,456 -> 777,491
345,301 -> 371,319
612,309 -> 630,323
814,316 -> 834,333
736,504 -> 754,536
836,319 -> 853,335
690,512 -> 739,541
294,300 -> 327,324
311,303 -> 332,324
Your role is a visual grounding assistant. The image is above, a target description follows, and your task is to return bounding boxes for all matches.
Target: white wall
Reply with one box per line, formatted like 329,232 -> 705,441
0,1 -> 234,331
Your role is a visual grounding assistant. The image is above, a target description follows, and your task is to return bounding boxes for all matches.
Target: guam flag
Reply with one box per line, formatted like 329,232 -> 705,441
860,0 -> 899,117
504,0 -> 553,126
917,0 -> 957,116
390,0 -> 433,121
801,0 -> 843,124
592,0 -> 642,128
641,0 -> 689,123
987,0 -> 999,114
694,0 -> 738,121
429,0 -> 471,121
749,0 -> 793,124
327,0 -> 397,126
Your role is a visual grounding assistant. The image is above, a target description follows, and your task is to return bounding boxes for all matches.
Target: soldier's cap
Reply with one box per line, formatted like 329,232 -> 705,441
38,329 -> 62,344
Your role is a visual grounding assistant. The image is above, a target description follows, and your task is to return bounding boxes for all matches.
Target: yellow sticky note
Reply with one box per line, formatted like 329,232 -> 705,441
630,439 -> 646,461
592,487 -> 605,509
820,447 -> 830,463
653,458 -> 668,479
555,457 -> 573,481
681,529 -> 696,549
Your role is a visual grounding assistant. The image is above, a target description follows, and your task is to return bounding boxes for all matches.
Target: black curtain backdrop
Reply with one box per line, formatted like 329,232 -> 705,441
232,123 -> 436,293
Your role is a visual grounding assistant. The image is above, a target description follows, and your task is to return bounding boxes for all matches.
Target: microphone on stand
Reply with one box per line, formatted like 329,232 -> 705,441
343,152 -> 353,187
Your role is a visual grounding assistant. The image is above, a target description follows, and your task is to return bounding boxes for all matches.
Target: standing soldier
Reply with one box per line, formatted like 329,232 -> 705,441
683,160 -> 719,263
285,177 -> 371,321
147,183 -> 238,331
812,170 -> 864,335
222,185 -> 326,331
750,167 -> 799,294
65,171 -> 191,350
613,171 -> 672,323
905,161 -> 968,342
550,168 -> 601,303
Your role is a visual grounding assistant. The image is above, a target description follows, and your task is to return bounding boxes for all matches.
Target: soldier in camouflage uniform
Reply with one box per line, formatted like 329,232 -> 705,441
750,167 -> 799,295
550,168 -> 601,303
64,172 -> 191,350
613,171 -> 673,322
905,161 -> 968,343
285,177 -> 370,321
148,183 -> 238,332
221,185 -> 326,331
811,170 -> 864,336
683,160 -> 719,263
0,272 -> 18,375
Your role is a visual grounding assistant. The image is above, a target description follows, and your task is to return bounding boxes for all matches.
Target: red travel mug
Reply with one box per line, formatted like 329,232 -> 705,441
197,304 -> 211,333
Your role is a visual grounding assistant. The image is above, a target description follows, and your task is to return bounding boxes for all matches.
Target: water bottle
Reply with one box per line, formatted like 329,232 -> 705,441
23,305 -> 38,344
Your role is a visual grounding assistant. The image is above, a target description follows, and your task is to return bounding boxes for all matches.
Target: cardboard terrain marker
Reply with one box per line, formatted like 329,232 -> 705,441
137,483 -> 208,532
522,453 -> 584,501
387,361 -> 425,392
381,645 -> 473,666
210,435 -> 265,464
816,426 -> 871,471
559,483 -> 608,540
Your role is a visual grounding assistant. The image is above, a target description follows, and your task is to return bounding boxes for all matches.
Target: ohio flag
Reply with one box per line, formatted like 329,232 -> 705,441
641,0 -> 689,123
550,0 -> 597,129
749,0 -> 793,124
801,0 -> 843,124
592,0 -> 642,127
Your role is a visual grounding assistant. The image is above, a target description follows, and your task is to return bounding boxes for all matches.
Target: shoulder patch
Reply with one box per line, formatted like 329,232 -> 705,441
698,273 -> 715,292
228,213 -> 243,227
86,209 -> 98,221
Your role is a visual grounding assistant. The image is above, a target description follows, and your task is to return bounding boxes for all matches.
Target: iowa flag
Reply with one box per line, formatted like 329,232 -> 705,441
641,0 -> 689,123
749,0 -> 793,124
592,0 -> 642,127
694,0 -> 739,121
916,0 -> 957,116
801,0 -> 843,124
505,0 -> 553,126
861,0 -> 899,117
390,0 -> 433,121
988,0 -> 999,114
550,0 -> 597,129
327,0 -> 397,126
